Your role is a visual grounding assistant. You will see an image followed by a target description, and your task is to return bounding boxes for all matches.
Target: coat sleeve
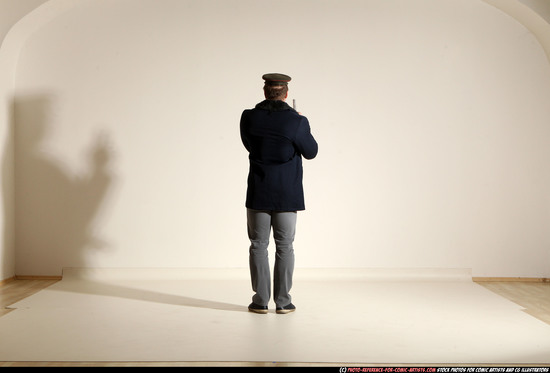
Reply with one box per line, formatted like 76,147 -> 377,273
294,117 -> 318,160
240,110 -> 251,152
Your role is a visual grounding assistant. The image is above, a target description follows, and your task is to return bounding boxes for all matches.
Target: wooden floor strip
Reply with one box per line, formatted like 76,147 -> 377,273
473,277 -> 550,282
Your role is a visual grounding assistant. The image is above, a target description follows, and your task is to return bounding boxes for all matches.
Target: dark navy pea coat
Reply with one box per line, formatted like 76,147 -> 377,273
240,100 -> 318,211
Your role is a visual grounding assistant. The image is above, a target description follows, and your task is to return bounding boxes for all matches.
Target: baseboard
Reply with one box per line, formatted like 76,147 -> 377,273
473,277 -> 550,283
5,272 -> 549,283
14,275 -> 63,281
0,276 -> 16,286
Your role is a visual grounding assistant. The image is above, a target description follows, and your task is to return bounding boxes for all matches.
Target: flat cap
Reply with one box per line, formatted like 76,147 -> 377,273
262,73 -> 291,85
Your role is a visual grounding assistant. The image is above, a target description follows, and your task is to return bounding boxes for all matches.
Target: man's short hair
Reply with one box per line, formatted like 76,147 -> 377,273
264,84 -> 288,100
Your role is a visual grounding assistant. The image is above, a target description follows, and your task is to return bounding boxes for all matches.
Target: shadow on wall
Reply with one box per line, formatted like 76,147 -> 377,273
14,94 -> 114,276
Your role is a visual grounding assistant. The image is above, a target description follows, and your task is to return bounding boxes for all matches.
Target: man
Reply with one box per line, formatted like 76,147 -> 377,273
240,73 -> 318,314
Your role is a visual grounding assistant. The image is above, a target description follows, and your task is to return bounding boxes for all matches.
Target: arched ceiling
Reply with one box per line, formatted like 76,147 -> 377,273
520,0 -> 550,24
2,0 -> 550,62
0,0 -> 49,45
483,0 -> 550,63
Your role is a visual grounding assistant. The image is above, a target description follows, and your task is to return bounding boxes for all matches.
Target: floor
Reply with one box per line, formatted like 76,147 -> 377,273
1,268 -> 549,367
476,281 -> 550,326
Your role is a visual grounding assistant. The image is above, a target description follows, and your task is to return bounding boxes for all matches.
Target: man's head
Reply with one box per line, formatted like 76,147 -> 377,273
262,73 -> 291,101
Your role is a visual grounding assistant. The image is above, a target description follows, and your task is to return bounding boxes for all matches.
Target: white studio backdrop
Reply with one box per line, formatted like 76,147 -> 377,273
10,0 -> 550,277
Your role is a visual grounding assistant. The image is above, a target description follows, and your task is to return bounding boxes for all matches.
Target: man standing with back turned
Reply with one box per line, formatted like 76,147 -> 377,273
240,73 -> 318,314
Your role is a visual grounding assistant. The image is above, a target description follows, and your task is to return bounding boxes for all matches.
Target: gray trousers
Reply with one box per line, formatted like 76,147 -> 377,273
247,209 -> 297,307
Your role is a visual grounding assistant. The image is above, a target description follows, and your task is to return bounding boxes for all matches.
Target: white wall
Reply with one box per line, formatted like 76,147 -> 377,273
0,31 -> 15,281
10,0 -> 550,277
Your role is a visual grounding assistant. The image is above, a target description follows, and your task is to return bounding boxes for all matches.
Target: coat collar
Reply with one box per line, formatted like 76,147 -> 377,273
255,100 -> 295,112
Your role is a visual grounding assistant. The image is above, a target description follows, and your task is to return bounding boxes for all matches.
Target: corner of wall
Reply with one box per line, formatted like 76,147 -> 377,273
0,0 -> 73,281
482,0 -> 550,65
